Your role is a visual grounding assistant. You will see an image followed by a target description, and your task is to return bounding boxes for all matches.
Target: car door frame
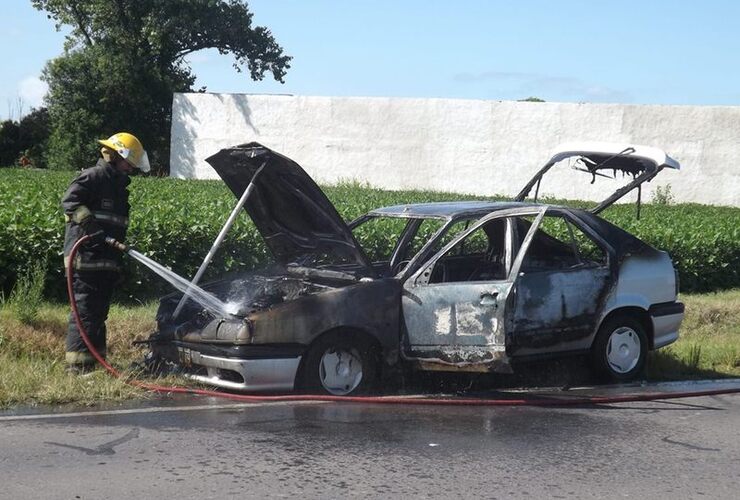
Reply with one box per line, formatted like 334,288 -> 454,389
508,207 -> 617,357
399,206 -> 547,370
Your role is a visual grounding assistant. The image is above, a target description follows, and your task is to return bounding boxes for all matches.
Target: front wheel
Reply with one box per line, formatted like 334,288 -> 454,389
591,315 -> 648,382
299,332 -> 378,396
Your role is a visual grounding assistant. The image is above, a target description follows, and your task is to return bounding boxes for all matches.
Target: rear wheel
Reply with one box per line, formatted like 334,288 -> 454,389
591,315 -> 648,382
299,332 -> 378,396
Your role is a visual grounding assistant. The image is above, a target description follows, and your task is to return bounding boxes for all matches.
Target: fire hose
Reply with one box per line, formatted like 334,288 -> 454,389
67,235 -> 740,407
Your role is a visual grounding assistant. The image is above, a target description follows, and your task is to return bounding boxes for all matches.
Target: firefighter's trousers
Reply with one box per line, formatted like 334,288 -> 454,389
65,270 -> 117,365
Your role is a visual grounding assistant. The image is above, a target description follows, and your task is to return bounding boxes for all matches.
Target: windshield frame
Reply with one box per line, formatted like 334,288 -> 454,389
348,212 -> 497,279
349,213 -> 455,277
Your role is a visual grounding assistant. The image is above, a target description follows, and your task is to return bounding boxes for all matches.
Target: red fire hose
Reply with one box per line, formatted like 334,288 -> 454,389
67,235 -> 740,406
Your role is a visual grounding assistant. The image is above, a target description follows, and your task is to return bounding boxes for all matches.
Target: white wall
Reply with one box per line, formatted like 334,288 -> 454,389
170,93 -> 740,206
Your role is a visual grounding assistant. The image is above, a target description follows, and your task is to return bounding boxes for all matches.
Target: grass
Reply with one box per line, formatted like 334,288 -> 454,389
0,302 -> 158,409
0,290 -> 738,409
648,289 -> 740,379
2,257 -> 47,324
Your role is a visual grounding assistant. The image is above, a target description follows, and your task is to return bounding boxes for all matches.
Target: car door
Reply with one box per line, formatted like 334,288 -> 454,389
508,210 -> 613,356
401,207 -> 546,370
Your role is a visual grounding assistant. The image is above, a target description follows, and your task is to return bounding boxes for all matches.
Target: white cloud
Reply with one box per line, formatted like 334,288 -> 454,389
18,76 -> 48,109
186,50 -> 213,64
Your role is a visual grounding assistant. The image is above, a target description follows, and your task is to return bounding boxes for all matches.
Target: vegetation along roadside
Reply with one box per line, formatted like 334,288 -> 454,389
1,168 -> 738,303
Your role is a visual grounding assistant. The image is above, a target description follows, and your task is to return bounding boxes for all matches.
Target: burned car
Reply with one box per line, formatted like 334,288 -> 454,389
148,142 -> 685,395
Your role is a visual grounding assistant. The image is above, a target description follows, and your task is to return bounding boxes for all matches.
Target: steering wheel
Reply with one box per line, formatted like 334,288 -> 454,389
392,260 -> 411,275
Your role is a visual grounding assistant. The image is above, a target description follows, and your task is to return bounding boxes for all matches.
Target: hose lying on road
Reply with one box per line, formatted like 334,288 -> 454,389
67,236 -> 740,407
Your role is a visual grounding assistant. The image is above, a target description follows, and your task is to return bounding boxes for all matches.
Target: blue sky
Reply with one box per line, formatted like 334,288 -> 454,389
2,0 -> 740,120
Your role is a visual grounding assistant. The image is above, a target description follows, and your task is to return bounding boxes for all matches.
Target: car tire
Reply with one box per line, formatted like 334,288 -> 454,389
591,315 -> 648,382
299,332 -> 378,396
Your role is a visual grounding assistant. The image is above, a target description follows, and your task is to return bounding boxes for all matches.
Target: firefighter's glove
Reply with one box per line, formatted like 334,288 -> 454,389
81,218 -> 106,248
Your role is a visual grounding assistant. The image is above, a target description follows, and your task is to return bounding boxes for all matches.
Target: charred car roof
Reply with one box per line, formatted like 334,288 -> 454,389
367,201 -> 651,260
368,201 -> 537,219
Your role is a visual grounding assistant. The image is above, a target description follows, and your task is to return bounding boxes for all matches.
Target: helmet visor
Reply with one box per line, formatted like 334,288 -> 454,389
137,150 -> 151,173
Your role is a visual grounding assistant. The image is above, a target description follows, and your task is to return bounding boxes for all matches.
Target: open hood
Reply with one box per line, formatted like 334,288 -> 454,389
205,143 -> 375,277
515,142 -> 680,213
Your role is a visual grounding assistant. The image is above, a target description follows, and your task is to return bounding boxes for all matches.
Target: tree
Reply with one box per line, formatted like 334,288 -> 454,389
33,0 -> 291,173
518,97 -> 545,102
0,107 -> 49,167
19,107 -> 51,167
0,120 -> 21,166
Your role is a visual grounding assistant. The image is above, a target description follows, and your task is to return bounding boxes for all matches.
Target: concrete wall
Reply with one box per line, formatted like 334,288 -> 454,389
170,93 -> 740,206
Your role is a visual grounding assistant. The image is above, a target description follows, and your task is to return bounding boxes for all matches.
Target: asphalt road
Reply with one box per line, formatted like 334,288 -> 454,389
1,383 -> 739,499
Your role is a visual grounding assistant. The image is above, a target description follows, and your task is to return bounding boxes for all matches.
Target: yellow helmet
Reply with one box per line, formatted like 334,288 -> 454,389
98,132 -> 150,173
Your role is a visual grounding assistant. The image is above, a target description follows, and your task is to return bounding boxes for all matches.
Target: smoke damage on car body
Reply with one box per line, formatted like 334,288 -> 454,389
145,142 -> 685,395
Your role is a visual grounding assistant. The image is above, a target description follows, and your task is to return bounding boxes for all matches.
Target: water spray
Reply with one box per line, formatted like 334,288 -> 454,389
104,239 -> 233,318
172,162 -> 266,319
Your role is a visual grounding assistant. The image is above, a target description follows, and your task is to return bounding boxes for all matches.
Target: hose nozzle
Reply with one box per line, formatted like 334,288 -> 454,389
105,237 -> 129,253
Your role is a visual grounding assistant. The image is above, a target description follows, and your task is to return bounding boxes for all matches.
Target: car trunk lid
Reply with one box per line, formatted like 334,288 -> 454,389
515,141 -> 680,213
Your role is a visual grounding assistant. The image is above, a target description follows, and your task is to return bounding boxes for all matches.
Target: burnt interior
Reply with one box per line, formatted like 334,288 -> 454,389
429,218 -> 507,283
427,214 -> 606,284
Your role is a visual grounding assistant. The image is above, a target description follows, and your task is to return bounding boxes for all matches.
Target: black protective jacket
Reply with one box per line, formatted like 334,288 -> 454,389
62,159 -> 131,271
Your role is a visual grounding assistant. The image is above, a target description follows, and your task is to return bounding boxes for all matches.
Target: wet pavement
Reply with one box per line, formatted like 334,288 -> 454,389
1,380 -> 739,499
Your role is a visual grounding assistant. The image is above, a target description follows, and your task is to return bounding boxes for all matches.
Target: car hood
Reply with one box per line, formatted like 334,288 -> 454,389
205,143 -> 375,277
515,141 -> 680,213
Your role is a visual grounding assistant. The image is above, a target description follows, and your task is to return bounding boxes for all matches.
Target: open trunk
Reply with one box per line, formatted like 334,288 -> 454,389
515,142 -> 680,213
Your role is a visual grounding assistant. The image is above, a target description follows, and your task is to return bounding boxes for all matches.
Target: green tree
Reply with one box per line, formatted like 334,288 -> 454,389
518,97 -> 545,102
0,120 -> 21,166
33,0 -> 291,173
19,107 -> 51,167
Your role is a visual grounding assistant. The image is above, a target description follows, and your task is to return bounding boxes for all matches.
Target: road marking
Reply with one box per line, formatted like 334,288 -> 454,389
0,400 -> 327,422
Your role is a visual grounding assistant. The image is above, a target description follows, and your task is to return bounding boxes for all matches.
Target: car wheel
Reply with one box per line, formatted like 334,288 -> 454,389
300,332 -> 378,396
591,315 -> 648,382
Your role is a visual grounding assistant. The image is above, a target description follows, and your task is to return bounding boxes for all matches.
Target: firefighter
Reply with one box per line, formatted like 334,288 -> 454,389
62,132 -> 150,373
